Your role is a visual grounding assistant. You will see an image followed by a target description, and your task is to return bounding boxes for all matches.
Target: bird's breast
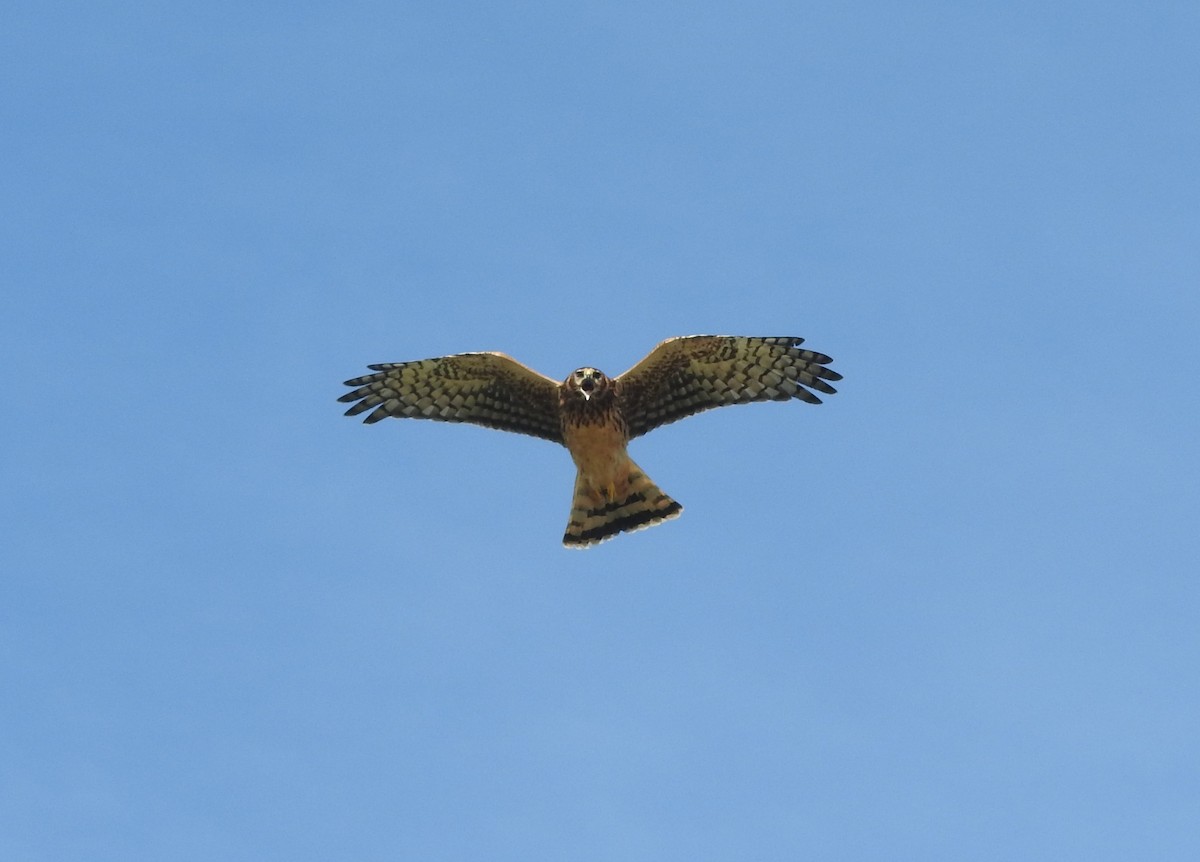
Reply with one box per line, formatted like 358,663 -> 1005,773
561,409 -> 629,474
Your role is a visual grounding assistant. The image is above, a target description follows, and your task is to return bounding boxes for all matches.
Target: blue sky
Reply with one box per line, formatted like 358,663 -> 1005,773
3,1 -> 1198,859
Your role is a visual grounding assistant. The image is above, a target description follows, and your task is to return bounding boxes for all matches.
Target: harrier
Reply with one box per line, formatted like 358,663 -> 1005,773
339,335 -> 841,547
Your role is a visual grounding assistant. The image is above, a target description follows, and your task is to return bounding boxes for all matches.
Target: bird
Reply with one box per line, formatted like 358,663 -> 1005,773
339,335 -> 841,548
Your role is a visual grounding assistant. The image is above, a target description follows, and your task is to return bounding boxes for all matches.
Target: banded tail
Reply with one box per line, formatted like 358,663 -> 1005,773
562,459 -> 682,548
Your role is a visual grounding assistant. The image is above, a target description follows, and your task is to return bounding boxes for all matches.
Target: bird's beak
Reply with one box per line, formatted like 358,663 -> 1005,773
580,388 -> 592,401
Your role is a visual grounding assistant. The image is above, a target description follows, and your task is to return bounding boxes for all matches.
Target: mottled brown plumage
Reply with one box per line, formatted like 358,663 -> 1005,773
339,335 -> 841,547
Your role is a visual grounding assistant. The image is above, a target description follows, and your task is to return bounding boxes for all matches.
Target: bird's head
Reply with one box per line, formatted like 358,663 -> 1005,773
565,367 -> 612,402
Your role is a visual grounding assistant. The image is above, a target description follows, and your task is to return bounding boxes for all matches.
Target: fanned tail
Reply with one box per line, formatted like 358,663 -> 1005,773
562,459 -> 682,548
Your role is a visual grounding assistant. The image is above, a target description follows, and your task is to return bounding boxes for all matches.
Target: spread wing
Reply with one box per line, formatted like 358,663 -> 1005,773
615,335 -> 841,440
339,352 -> 564,444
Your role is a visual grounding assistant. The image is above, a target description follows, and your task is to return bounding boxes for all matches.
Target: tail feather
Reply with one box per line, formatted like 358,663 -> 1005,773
562,462 -> 682,548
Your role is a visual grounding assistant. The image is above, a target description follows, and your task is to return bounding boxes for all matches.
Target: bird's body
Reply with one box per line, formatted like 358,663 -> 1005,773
560,406 -> 629,500
555,367 -> 682,546
339,335 -> 841,547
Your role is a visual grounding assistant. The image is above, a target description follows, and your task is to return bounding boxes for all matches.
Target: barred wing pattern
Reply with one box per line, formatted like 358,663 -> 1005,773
615,336 -> 842,440
339,352 -> 564,443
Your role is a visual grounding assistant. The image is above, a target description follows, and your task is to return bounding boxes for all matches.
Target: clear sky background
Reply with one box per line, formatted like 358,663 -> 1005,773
3,2 -> 1198,859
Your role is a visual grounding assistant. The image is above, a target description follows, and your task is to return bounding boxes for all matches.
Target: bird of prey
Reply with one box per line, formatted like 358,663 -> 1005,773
339,335 -> 841,547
